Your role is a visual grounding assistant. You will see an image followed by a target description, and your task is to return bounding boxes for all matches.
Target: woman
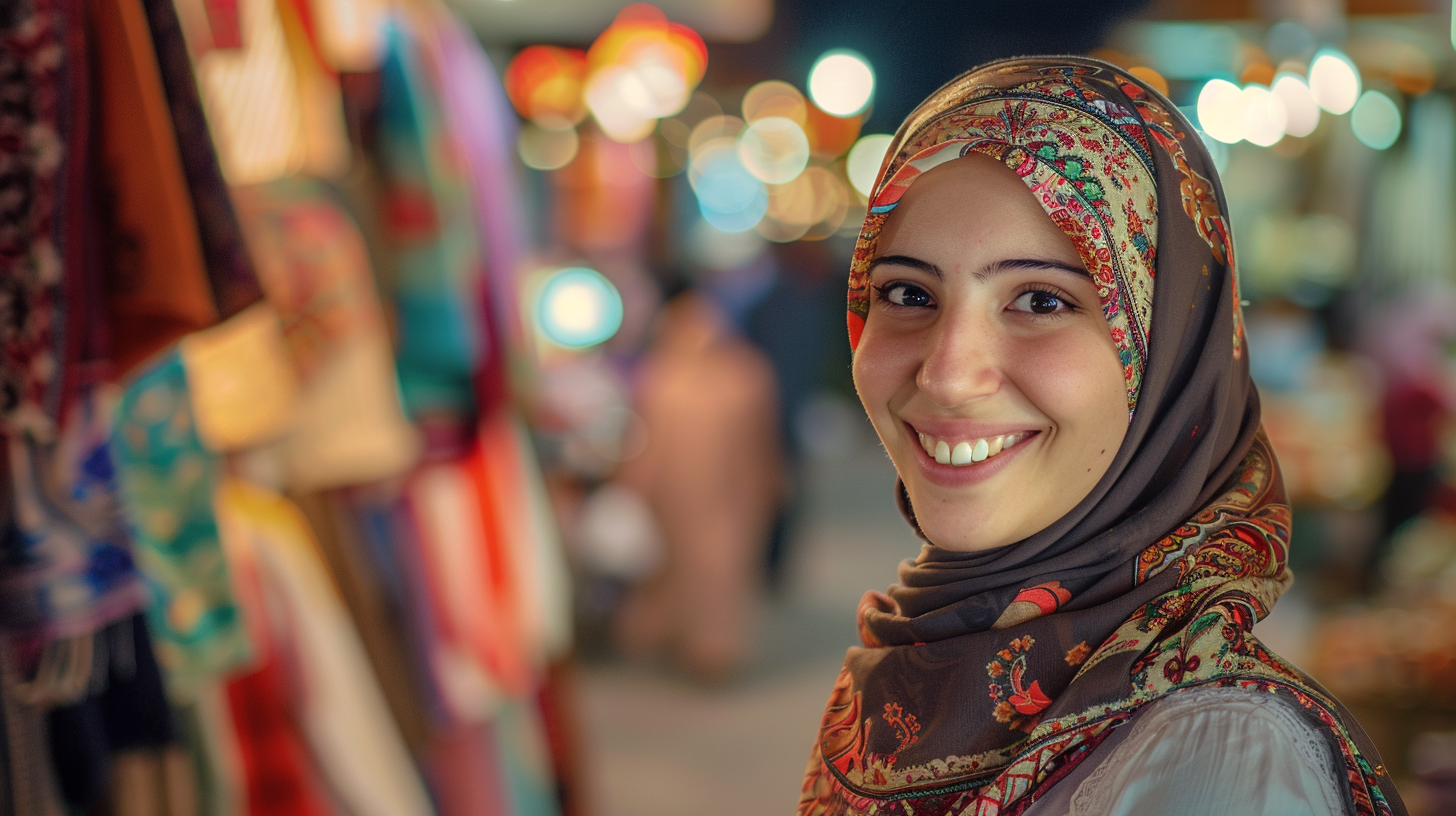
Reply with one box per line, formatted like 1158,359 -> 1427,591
798,57 -> 1406,816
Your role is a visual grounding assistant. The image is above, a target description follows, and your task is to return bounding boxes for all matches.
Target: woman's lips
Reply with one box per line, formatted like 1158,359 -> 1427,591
901,421 -> 1039,487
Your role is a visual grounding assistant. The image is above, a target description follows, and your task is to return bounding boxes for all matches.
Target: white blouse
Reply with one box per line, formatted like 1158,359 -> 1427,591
1023,686 -> 1352,816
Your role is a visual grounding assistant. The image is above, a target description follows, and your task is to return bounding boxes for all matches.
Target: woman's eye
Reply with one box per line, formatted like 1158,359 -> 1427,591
1011,290 -> 1070,315
878,283 -> 933,308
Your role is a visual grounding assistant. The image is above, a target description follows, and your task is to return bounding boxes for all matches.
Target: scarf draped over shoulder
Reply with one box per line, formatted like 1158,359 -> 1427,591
800,57 -> 1405,816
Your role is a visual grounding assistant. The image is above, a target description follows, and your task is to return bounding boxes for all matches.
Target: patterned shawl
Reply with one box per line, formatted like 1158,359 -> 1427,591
800,57 -> 1405,816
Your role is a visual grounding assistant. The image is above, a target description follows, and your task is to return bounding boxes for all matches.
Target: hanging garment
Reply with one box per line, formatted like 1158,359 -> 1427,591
44,614 -> 184,814
176,304 -> 299,454
0,0 -> 83,437
801,57 -> 1404,816
110,352 -> 251,699
430,13 -> 524,392
137,0 -> 264,321
375,16 -> 486,422
229,179 -> 418,489
424,4 -> 573,668
213,478 -> 433,816
192,0 -> 311,186
1,385 -> 149,639
91,0 -> 223,375
289,491 -> 430,751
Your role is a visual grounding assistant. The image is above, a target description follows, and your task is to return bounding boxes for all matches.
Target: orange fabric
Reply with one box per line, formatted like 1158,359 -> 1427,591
93,0 -> 219,375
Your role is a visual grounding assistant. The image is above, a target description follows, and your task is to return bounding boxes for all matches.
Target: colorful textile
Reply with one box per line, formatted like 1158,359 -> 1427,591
111,352 -> 250,698
177,304 -> 298,452
92,0 -> 225,376
0,386 -> 148,638
431,14 -> 524,399
376,16 -> 487,421
230,178 -> 419,489
0,0 -> 72,437
139,0 -> 265,318
214,478 -> 433,816
803,58 -> 1403,816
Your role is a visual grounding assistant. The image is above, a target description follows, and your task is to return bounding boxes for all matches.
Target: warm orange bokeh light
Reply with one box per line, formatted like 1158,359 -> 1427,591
588,4 -> 707,92
803,101 -> 861,158
505,45 -> 589,127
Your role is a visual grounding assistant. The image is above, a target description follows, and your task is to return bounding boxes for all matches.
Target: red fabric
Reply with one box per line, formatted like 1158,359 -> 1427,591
226,662 -> 337,816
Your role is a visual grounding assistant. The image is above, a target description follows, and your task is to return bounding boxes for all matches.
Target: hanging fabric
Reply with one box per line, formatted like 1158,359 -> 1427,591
375,15 -> 487,425
110,352 -> 251,698
214,477 -> 434,816
229,178 -> 418,490
91,0 -> 224,376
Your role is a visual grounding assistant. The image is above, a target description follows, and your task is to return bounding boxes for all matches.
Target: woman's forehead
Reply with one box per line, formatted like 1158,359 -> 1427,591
876,157 -> 1081,258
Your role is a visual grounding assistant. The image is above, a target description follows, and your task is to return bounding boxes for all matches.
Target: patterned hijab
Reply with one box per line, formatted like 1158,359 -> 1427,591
800,57 -> 1405,816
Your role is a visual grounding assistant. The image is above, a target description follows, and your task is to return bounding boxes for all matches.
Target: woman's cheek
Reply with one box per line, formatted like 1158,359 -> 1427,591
1008,324 -> 1124,436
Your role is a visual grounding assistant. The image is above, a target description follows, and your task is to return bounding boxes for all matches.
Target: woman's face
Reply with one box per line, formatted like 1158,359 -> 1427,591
853,155 -> 1130,552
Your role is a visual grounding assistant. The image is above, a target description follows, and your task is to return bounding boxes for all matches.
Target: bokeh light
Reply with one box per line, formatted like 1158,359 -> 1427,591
845,133 -> 893,198
692,147 -> 769,232
1196,78 -> 1245,144
582,4 -> 708,143
687,114 -> 743,156
1240,84 -> 1288,147
757,167 -> 850,242
1309,50 -> 1361,115
803,101 -> 861,157
517,122 -> 580,170
1271,72 -> 1320,137
737,116 -> 810,184
504,45 -> 589,128
535,267 -> 624,349
808,50 -> 875,117
1350,89 -> 1402,150
742,80 -> 807,124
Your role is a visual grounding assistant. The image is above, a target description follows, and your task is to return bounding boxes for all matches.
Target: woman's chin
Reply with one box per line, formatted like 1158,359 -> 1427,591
905,496 -> 1025,552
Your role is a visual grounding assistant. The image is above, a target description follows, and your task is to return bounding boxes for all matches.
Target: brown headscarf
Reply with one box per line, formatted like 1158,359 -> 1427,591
800,57 -> 1405,816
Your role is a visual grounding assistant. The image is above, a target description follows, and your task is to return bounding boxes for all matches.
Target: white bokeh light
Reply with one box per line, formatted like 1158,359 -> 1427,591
808,50 -> 875,117
1196,79 -> 1245,144
535,267 -> 624,349
845,133 -> 893,198
737,116 -> 811,184
1271,73 -> 1320,137
1308,50 -> 1361,115
1240,84 -> 1288,147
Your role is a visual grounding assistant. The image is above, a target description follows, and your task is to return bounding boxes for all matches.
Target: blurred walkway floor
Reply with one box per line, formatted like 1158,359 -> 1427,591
573,443 -> 1318,815
575,446 -> 918,816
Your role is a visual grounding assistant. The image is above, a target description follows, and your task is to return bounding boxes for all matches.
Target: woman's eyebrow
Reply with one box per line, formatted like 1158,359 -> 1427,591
868,255 -> 1090,280
981,258 -> 1091,279
867,254 -> 944,279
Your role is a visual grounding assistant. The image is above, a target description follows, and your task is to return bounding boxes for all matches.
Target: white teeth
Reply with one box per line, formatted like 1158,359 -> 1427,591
917,431 -> 1030,467
971,438 -> 989,462
950,441 -> 973,466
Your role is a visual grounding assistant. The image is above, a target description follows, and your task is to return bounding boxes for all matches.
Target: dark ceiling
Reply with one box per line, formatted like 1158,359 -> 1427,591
708,0 -> 1155,131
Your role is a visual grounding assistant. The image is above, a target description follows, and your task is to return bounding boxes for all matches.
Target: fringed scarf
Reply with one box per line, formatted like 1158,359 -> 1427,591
800,57 -> 1405,816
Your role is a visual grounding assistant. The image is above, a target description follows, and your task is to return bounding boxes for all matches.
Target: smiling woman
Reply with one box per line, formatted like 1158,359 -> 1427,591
798,58 -> 1407,816
856,155 -> 1128,552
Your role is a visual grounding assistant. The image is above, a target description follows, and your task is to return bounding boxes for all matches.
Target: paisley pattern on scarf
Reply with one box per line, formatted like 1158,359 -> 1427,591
801,440 -> 1394,816
805,57 -> 1404,816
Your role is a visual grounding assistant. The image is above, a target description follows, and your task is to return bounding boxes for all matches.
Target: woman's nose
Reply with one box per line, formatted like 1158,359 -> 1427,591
916,306 -> 1003,407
